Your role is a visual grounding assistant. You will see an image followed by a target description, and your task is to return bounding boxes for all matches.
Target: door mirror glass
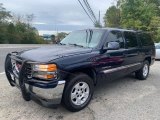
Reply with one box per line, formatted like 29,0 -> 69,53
106,41 -> 120,50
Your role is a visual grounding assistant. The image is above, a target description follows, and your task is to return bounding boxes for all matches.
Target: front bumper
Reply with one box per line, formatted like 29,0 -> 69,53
5,53 -> 66,108
26,81 -> 65,108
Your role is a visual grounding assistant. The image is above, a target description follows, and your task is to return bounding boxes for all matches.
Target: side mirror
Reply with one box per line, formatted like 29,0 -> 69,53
100,41 -> 120,54
105,41 -> 120,50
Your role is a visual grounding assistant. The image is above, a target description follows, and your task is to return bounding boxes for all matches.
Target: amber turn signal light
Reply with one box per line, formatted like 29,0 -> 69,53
34,64 -> 57,72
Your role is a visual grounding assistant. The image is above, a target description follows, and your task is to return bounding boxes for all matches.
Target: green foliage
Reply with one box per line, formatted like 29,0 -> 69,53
94,21 -> 102,28
149,16 -> 160,42
120,0 -> 158,30
104,0 -> 160,42
57,32 -> 68,40
104,6 -> 120,27
155,29 -> 160,43
0,3 -> 45,44
51,35 -> 55,41
149,16 -> 160,31
0,3 -> 11,23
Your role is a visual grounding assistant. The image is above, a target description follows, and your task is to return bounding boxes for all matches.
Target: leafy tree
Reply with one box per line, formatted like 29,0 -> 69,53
0,3 -> 11,43
119,0 -> 160,42
104,0 -> 160,42
57,32 -> 68,40
94,21 -> 102,28
149,16 -> 160,42
155,29 -> 160,42
104,6 -> 120,27
0,3 -> 11,22
51,34 -> 56,43
0,3 -> 45,44
120,0 -> 157,30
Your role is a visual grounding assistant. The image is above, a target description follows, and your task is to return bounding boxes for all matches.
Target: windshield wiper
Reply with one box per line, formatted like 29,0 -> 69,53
85,29 -> 93,47
88,29 -> 93,44
86,30 -> 89,45
68,43 -> 84,48
59,42 -> 66,45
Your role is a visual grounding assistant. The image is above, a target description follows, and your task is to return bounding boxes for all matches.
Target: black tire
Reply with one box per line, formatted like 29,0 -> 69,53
62,73 -> 94,112
135,61 -> 150,80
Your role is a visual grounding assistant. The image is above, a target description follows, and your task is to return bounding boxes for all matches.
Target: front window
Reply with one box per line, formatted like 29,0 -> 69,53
60,30 -> 104,48
105,30 -> 124,48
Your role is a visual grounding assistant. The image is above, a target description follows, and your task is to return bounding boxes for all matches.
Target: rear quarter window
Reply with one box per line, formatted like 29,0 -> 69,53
138,33 -> 154,46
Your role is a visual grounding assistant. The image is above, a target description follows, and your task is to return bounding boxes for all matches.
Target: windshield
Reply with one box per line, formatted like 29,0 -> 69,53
60,30 -> 104,48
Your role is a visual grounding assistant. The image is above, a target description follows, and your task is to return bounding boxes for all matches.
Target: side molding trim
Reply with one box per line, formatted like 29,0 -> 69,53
102,63 -> 141,74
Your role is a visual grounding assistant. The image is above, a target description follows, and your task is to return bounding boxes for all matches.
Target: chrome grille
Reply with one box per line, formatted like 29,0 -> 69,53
11,60 -> 22,78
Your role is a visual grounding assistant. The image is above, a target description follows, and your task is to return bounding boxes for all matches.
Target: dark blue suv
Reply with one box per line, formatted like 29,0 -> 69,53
5,28 -> 155,112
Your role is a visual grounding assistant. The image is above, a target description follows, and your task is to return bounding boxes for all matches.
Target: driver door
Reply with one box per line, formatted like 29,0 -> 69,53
98,30 -> 127,81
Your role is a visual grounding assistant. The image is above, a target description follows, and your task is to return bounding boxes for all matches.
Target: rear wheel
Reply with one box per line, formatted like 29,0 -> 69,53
135,61 -> 150,80
62,73 -> 94,112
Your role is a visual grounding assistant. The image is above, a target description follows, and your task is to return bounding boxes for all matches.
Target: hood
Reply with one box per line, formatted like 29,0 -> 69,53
19,45 -> 92,62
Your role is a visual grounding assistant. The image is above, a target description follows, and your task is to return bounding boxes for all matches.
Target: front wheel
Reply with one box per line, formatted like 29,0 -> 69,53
62,73 -> 94,112
135,61 -> 150,80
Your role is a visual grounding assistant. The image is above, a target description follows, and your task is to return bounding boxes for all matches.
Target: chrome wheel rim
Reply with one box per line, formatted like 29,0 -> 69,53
71,82 -> 90,106
143,64 -> 148,77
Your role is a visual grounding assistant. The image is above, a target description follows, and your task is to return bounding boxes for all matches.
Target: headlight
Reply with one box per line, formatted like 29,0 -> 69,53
32,64 -> 57,80
33,64 -> 57,72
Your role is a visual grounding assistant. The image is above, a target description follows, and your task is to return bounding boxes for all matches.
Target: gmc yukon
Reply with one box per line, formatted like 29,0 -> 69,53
5,28 -> 155,112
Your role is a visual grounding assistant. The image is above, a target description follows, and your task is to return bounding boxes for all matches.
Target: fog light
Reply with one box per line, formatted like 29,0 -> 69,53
35,74 -> 55,80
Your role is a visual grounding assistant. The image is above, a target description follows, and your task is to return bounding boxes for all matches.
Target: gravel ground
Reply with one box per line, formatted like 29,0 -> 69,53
0,61 -> 160,120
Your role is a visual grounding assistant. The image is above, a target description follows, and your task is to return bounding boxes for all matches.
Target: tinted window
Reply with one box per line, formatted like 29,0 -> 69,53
106,31 -> 124,48
138,33 -> 154,46
124,32 -> 138,48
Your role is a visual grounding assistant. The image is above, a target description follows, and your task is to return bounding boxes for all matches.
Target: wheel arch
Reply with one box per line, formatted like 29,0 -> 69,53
64,67 -> 97,86
144,57 -> 151,65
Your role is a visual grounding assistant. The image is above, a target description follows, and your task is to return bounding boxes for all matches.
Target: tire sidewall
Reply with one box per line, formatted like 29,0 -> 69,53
142,61 -> 150,79
63,74 -> 94,111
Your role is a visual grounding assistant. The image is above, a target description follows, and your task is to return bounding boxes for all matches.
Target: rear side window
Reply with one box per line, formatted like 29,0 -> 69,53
124,31 -> 138,48
106,30 -> 124,48
138,33 -> 154,46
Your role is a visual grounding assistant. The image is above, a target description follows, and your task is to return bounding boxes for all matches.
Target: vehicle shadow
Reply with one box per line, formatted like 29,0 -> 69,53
54,74 -> 138,112
18,74 -> 145,119
155,59 -> 160,61
93,73 -> 137,97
